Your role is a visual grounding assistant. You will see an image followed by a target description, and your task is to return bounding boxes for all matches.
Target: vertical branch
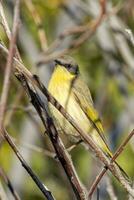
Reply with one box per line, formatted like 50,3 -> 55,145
0,1 -> 23,139
0,0 -> 20,134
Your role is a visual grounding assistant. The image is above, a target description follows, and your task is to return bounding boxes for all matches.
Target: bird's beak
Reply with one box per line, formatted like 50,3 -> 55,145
54,59 -> 61,65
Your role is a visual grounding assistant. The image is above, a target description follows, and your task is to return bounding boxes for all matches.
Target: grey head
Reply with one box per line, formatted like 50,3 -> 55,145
54,56 -> 79,75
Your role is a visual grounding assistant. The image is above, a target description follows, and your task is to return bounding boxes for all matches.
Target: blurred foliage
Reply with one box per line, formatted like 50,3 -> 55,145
0,0 -> 134,200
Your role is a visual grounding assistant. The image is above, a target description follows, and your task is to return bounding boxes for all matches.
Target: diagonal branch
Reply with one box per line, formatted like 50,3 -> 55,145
88,129 -> 134,197
3,129 -> 55,200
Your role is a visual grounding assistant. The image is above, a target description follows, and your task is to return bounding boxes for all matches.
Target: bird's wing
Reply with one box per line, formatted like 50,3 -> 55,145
71,76 -> 130,180
72,76 -> 111,154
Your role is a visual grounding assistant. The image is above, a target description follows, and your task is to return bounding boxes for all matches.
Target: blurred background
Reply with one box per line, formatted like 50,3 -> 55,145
0,0 -> 134,199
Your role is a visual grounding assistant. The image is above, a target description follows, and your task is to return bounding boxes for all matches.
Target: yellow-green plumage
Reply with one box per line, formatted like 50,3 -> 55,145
48,57 -> 129,180
48,64 -> 111,156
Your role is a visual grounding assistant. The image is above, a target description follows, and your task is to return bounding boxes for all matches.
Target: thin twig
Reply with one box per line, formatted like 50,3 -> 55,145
11,136 -> 55,159
0,2 -> 11,39
0,167 -> 21,200
0,0 -> 20,134
0,0 -> 23,144
0,1 -> 21,60
44,22 -> 91,55
37,0 -> 106,65
3,129 -> 55,200
88,167 -> 107,199
88,129 -> 134,197
111,129 -> 134,162
11,133 -> 79,159
68,0 -> 106,49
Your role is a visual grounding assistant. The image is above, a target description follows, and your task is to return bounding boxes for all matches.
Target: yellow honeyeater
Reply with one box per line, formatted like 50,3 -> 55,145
48,56 -> 128,177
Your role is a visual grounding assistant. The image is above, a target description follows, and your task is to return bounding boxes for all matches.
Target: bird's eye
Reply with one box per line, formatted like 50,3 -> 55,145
66,64 -> 71,69
65,64 -> 79,75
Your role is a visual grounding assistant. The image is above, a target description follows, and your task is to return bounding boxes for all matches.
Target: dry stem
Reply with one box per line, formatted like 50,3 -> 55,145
0,0 -> 20,135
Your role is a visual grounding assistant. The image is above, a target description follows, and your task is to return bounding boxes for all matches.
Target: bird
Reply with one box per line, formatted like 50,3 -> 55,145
48,55 -> 129,179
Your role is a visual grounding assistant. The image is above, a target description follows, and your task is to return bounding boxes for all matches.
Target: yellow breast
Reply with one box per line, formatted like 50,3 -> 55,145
48,66 -> 90,137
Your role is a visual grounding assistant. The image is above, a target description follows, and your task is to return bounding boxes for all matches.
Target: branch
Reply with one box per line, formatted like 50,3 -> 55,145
88,129 -> 134,197
0,0 -> 20,135
37,0 -> 107,65
3,129 -> 55,200
0,1 -> 21,60
11,136 -> 56,159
